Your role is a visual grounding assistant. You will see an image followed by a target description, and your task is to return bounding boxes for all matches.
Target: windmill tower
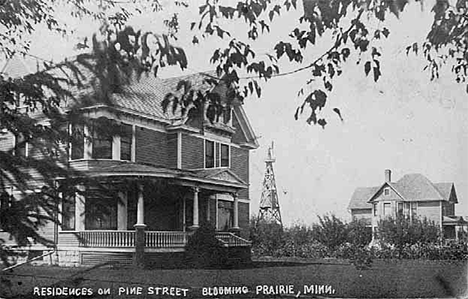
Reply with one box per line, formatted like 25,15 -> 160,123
258,142 -> 283,226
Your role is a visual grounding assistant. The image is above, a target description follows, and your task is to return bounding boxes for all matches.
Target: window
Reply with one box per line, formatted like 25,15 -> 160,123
220,144 -> 229,167
62,194 -> 76,231
92,124 -> 113,159
205,140 -> 230,168
70,123 -> 84,160
85,196 -> 117,230
397,202 -> 403,216
384,188 -> 390,196
120,124 -> 132,161
411,202 -> 417,218
373,203 -> 378,216
14,134 -> 27,157
205,140 -> 215,168
383,203 -> 391,216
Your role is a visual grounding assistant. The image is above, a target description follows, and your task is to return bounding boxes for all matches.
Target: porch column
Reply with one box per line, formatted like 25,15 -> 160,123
455,226 -> 459,241
206,196 -> 211,222
117,191 -> 127,230
134,182 -> 146,268
232,192 -> 240,230
190,187 -> 200,229
75,184 -> 86,231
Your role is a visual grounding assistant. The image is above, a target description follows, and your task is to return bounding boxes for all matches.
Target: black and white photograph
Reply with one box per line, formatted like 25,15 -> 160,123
0,0 -> 467,298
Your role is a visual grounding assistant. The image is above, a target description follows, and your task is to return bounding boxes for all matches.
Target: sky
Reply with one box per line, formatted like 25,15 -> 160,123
13,0 -> 468,225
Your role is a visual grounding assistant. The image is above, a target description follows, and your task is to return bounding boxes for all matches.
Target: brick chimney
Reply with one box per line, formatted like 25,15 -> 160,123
385,169 -> 392,183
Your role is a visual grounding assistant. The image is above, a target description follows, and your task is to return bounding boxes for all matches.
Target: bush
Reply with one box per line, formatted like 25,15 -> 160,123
347,219 -> 372,247
377,215 -> 441,255
311,214 -> 348,251
185,222 -> 227,268
250,217 -> 284,256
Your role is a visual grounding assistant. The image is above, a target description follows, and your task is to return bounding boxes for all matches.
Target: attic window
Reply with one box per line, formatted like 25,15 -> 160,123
14,133 -> 28,157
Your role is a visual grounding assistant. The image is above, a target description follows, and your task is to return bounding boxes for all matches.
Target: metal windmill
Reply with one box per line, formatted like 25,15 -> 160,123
258,142 -> 283,226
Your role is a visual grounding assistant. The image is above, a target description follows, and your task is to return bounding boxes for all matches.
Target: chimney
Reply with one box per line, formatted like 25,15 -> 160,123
385,169 -> 392,183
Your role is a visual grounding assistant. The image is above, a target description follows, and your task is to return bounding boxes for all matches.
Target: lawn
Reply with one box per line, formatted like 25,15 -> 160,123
1,258 -> 466,298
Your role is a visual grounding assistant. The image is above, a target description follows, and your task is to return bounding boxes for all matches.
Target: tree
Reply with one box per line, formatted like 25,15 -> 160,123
311,214 -> 348,250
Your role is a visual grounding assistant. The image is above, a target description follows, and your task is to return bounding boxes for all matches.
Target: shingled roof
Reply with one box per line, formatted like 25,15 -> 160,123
348,173 -> 456,210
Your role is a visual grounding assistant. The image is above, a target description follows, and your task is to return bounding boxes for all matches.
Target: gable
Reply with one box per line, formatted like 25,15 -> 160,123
231,106 -> 258,148
368,182 -> 405,202
369,183 -> 405,202
195,169 -> 247,186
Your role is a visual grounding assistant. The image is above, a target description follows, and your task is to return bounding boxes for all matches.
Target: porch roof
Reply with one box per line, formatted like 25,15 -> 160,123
70,161 -> 248,190
443,216 -> 468,226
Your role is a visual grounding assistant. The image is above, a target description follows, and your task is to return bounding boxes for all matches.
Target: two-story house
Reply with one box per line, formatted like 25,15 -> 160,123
0,62 -> 258,267
348,169 -> 467,241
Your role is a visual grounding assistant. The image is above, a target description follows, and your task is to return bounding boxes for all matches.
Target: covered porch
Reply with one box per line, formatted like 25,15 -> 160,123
58,163 -> 251,253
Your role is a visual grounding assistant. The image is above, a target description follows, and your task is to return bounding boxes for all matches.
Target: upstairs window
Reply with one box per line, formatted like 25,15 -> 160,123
70,123 -> 84,160
92,121 -> 113,159
14,133 -> 28,157
205,140 -> 215,168
220,144 -> 230,167
120,124 -> 132,161
384,188 -> 390,196
205,140 -> 230,169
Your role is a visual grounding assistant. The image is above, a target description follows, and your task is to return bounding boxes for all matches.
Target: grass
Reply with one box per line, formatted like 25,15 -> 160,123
0,258 -> 467,298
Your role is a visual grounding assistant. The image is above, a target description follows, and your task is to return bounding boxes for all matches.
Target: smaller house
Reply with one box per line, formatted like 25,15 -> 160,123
348,169 -> 467,240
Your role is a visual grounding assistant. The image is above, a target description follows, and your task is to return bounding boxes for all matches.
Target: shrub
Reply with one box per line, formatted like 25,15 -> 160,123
347,219 -> 372,247
311,214 -> 348,251
250,217 -> 284,256
185,222 -> 227,268
377,215 -> 441,255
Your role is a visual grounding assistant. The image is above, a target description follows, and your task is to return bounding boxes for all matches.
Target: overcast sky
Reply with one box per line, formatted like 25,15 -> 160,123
19,0 -> 468,225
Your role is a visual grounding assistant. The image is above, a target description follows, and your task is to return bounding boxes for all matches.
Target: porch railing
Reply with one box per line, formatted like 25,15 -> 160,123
78,231 -> 187,248
78,231 -> 135,248
77,231 -> 251,248
145,231 -> 187,248
215,232 -> 252,247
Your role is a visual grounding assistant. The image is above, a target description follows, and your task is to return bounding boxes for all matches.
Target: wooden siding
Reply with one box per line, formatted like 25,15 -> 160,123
230,146 -> 249,199
238,202 -> 250,239
181,133 -> 203,169
166,133 -> 178,168
135,126 -> 168,167
418,201 -> 441,224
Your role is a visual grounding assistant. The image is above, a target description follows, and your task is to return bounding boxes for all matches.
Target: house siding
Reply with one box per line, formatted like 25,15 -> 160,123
181,133 -> 203,169
231,147 -> 249,200
135,126 -> 167,167
238,202 -> 250,239
417,201 -> 441,224
166,133 -> 178,168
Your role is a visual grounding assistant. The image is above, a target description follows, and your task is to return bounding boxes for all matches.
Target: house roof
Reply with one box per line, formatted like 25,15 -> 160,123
349,173 -> 456,210
348,186 -> 379,209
